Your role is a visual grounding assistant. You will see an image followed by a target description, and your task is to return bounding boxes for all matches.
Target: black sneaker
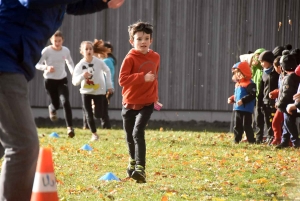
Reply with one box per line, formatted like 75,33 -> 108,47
126,159 -> 136,178
275,143 -> 289,149
131,165 -> 146,183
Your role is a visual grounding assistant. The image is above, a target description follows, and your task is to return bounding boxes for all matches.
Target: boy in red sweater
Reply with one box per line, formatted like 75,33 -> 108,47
119,21 -> 160,183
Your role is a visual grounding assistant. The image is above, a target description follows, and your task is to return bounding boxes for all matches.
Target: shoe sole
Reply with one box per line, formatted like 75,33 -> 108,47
131,171 -> 146,183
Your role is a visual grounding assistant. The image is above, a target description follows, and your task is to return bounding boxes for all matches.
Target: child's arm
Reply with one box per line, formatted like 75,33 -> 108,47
102,62 -> 113,91
104,59 -> 115,89
241,83 -> 256,105
65,48 -> 75,75
119,58 -> 146,87
276,75 -> 299,111
35,48 -> 48,71
72,64 -> 85,86
256,79 -> 264,107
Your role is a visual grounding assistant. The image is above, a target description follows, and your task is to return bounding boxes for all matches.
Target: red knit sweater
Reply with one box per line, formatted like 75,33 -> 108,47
119,49 -> 160,106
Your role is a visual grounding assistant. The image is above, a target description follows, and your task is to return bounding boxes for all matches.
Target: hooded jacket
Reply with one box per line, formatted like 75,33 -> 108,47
251,48 -> 265,97
230,62 -> 256,113
119,49 -> 160,105
0,0 -> 109,81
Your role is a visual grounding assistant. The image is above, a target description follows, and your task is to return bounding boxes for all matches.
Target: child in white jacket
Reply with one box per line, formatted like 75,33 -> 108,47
72,41 -> 113,141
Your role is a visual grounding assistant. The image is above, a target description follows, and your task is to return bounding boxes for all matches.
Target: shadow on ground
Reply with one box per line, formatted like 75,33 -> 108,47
35,117 -> 230,133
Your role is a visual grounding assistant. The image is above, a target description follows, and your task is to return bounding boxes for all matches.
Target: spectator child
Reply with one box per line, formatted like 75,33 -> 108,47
269,56 -> 284,145
256,50 -> 279,144
275,51 -> 300,148
119,21 -> 160,183
36,30 -> 75,137
72,41 -> 113,141
228,62 -> 256,143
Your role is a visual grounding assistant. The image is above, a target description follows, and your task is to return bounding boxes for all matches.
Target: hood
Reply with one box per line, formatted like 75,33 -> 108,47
233,61 -> 252,79
240,53 -> 254,65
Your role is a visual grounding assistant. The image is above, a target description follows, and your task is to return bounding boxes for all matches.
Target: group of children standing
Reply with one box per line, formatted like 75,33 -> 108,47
229,45 -> 300,149
36,21 -> 160,183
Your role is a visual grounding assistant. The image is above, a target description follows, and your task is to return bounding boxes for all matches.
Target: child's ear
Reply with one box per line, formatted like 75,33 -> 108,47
129,39 -> 134,46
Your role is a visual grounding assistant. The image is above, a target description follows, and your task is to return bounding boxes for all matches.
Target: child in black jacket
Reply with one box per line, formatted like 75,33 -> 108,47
256,51 -> 279,144
275,51 -> 300,148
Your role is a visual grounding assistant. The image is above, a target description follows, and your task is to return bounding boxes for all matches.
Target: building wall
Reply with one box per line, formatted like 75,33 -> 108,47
29,0 -> 300,112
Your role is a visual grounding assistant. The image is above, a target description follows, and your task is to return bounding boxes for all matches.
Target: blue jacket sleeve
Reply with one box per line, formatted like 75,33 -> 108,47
66,0 -> 109,15
18,0 -> 109,15
18,0 -> 81,8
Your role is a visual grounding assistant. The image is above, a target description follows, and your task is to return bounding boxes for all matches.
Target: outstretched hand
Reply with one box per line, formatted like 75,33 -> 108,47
108,0 -> 125,9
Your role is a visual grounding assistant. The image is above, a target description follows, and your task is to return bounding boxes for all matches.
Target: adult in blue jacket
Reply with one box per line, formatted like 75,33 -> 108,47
0,0 -> 124,200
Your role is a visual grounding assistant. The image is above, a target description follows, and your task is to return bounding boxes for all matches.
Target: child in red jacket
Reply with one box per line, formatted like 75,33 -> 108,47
119,21 -> 160,183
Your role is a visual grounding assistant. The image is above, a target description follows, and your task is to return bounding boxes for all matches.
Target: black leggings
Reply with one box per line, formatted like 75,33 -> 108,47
44,77 -> 73,127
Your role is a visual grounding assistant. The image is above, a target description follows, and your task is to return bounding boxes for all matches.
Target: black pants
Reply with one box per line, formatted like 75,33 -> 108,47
233,111 -> 255,143
82,94 -> 110,133
256,104 -> 275,141
121,104 -> 154,168
44,77 -> 72,127
82,94 -> 111,129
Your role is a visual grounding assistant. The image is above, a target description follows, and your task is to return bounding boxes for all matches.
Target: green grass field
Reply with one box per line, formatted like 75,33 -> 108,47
35,127 -> 300,201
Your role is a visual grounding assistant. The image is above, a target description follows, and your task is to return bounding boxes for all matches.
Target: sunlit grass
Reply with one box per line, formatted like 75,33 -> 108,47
35,127 -> 300,201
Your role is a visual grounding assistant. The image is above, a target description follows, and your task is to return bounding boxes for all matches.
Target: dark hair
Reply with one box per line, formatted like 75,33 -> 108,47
128,21 -> 153,40
103,41 -> 117,65
284,44 -> 293,51
273,56 -> 281,67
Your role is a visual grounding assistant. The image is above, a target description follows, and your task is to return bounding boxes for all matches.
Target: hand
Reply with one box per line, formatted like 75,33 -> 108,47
107,88 -> 114,94
107,0 -> 125,9
227,98 -> 233,104
286,104 -> 296,115
237,100 -> 243,106
269,92 -> 273,99
83,72 -> 92,79
46,66 -> 55,73
144,71 -> 155,82
293,93 -> 300,102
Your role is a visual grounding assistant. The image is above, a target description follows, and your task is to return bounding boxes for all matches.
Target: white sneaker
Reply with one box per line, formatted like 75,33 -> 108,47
90,133 -> 99,141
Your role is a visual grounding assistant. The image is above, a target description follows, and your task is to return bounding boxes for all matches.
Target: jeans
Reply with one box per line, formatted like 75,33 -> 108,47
282,111 -> 299,145
0,73 -> 39,200
121,104 -> 154,168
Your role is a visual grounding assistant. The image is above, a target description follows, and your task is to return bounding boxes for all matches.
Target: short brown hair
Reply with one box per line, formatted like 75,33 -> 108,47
128,21 -> 153,40
51,30 -> 63,39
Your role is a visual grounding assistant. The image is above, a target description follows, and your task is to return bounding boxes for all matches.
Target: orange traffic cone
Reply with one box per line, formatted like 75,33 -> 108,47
31,147 -> 59,201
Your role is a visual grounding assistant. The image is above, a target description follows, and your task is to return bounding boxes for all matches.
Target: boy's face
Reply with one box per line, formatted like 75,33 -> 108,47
129,31 -> 153,54
81,43 -> 94,59
50,36 -> 63,50
260,60 -> 271,69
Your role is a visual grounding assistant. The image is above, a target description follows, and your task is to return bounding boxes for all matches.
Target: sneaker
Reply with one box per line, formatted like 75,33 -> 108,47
67,128 -> 75,138
275,143 -> 289,149
90,133 -> 99,141
131,165 -> 146,183
127,159 -> 136,178
48,105 -> 57,122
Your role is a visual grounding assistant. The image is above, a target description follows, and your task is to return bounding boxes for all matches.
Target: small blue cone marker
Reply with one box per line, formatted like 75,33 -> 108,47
99,172 -> 120,181
49,132 -> 59,138
81,144 -> 93,151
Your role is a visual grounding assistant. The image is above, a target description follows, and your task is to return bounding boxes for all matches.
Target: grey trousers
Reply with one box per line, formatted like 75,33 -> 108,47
0,73 -> 39,201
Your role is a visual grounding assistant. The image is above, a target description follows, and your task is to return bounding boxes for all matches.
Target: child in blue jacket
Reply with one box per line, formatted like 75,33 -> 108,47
228,61 -> 256,143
